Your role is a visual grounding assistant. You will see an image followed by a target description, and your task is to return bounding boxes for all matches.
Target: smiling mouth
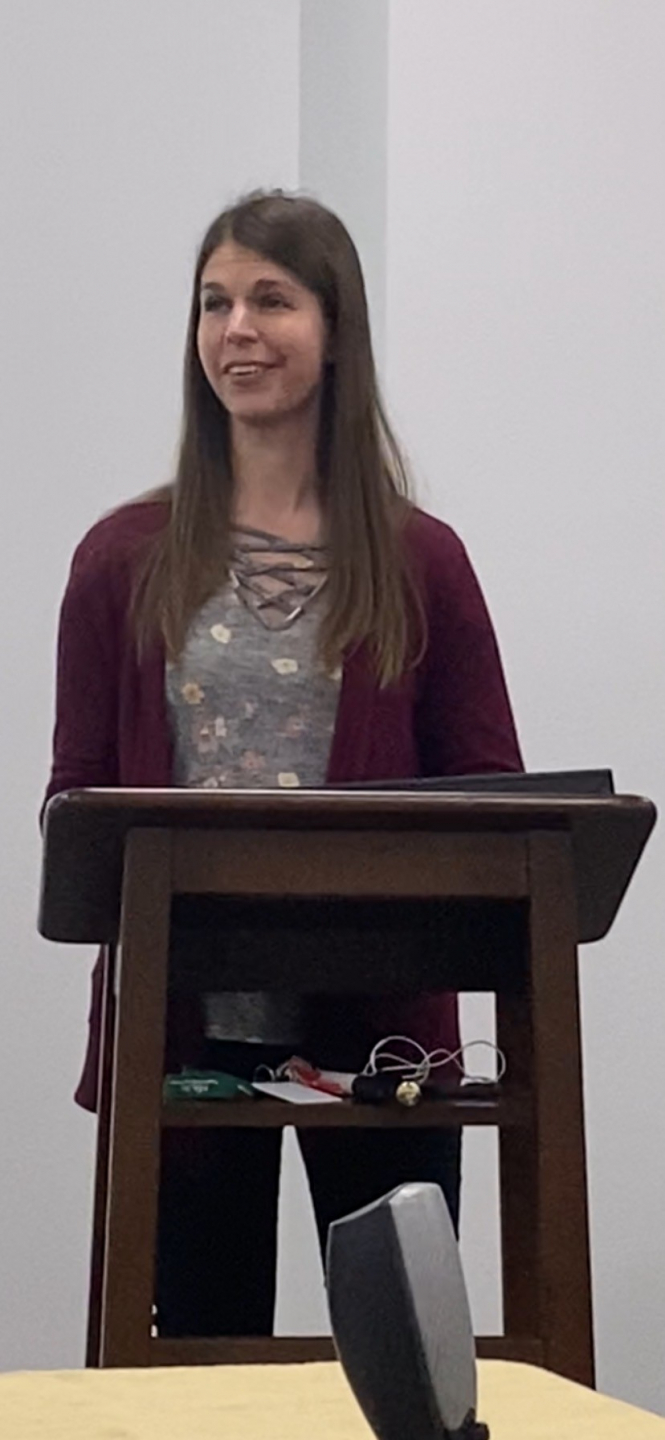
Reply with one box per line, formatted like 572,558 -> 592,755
224,362 -> 273,377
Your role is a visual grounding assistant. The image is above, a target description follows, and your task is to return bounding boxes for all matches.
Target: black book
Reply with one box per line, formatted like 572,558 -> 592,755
349,768 -> 614,797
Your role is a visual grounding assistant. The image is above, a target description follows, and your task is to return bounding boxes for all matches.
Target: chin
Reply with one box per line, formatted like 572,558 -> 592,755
228,402 -> 285,424
229,396 -> 307,425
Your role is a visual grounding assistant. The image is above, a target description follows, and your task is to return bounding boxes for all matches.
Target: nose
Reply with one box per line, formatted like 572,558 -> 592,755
225,300 -> 258,345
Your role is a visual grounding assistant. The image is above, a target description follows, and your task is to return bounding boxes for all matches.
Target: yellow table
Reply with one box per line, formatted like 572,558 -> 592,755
1,1360 -> 663,1438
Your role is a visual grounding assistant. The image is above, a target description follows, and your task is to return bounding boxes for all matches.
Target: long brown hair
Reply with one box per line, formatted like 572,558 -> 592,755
133,189 -> 419,684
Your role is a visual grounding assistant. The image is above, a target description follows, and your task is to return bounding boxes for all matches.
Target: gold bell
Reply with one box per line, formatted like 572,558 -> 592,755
395,1079 -> 422,1107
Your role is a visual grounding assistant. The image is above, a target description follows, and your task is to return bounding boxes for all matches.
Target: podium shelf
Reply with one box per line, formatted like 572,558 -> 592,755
161,1090 -> 532,1130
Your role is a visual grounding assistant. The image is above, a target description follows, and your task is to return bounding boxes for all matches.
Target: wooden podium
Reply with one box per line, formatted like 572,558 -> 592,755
39,788 -> 655,1383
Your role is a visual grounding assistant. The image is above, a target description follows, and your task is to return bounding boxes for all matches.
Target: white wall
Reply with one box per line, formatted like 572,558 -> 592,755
0,0 -> 300,1371
385,0 -> 665,1414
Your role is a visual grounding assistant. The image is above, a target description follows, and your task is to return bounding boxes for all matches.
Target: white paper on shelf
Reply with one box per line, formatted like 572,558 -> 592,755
252,1081 -> 343,1104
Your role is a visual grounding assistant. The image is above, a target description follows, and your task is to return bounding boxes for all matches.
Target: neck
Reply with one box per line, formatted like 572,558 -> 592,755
230,407 -> 322,542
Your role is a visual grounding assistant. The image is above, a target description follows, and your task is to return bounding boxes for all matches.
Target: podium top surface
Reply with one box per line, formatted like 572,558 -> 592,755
39,786 -> 656,945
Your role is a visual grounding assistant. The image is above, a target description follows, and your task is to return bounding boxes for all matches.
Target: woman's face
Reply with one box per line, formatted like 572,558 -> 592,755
197,241 -> 329,426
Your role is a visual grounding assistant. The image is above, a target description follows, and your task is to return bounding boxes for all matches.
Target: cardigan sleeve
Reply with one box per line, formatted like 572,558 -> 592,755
415,528 -> 523,778
43,538 -> 121,814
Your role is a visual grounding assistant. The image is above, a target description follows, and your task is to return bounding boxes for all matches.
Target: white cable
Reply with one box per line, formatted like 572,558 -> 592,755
362,1034 -> 506,1086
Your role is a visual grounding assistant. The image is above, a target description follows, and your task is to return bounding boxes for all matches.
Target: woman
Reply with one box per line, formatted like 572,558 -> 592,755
45,189 -> 522,1338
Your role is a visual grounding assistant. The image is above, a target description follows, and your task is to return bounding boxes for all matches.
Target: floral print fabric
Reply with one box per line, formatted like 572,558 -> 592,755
166,529 -> 340,793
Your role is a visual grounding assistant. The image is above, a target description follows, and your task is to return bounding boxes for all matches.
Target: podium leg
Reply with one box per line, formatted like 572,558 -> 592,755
86,945 -> 116,1366
99,829 -> 172,1367
499,831 -> 594,1387
496,984 -> 540,1356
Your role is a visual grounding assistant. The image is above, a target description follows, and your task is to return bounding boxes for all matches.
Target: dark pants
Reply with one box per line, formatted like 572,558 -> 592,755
156,1040 -> 461,1337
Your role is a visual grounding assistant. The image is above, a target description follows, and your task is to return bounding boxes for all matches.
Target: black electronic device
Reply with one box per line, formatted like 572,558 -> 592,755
327,1183 -> 489,1440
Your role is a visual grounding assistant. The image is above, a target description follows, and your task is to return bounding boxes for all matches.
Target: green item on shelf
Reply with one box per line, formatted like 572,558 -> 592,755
163,1069 -> 257,1101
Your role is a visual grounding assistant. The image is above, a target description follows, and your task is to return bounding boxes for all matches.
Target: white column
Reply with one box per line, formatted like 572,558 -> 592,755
299,0 -> 389,369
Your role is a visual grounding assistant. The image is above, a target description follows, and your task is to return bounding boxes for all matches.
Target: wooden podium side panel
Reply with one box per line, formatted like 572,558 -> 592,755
499,832 -> 594,1387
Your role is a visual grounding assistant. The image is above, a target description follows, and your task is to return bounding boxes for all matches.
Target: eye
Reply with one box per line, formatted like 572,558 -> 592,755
258,292 -> 290,310
201,294 -> 230,313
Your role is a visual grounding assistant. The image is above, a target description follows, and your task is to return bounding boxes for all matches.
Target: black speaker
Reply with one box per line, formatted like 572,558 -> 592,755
326,1183 -> 489,1440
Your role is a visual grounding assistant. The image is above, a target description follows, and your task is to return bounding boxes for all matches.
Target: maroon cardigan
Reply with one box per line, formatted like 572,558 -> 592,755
45,500 -> 523,1110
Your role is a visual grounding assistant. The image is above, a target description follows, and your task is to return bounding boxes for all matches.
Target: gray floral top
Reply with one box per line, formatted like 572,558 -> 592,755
165,528 -> 341,1044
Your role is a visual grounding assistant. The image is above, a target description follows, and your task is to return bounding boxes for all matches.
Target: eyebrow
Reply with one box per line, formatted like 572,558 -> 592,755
200,277 -> 295,295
